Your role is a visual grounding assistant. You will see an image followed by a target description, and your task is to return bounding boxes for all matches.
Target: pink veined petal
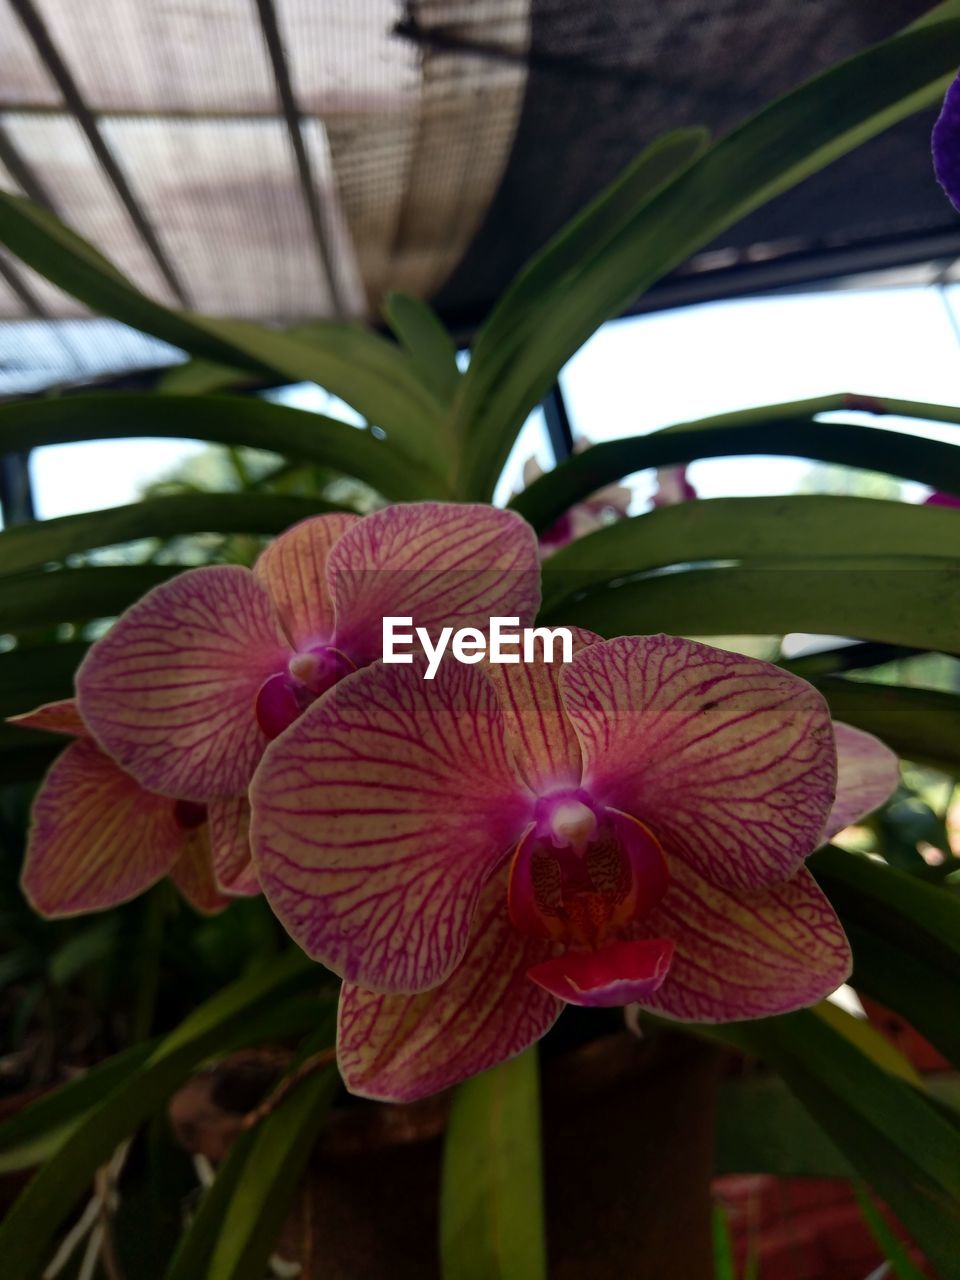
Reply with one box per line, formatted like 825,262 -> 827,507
631,861 -> 851,1022
327,502 -> 542,667
527,937 -> 674,1007
22,740 -> 185,917
561,635 -> 837,892
822,722 -> 900,842
486,626 -> 601,791
76,565 -> 290,802
207,796 -> 260,896
169,826 -> 232,915
253,513 -> 359,650
8,698 -> 88,737
250,658 -> 533,994
337,872 -> 562,1102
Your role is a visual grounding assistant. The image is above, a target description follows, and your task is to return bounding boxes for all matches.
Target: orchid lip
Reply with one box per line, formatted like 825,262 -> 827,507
508,793 -> 670,948
256,644 -> 357,739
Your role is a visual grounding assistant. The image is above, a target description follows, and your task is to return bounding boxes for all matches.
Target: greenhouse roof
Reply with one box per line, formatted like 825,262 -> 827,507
0,0 -> 958,395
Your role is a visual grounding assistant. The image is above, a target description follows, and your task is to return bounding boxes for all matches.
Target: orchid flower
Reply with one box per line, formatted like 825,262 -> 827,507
934,70 -> 960,211
249,631 -> 899,1102
651,464 -> 697,507
75,503 -> 539,802
521,445 -> 632,556
9,700 -> 253,917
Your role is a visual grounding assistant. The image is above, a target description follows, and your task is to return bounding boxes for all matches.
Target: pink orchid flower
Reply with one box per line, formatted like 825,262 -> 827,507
521,446 -> 632,557
651,464 -> 697,507
75,503 -> 539,803
249,631 -> 898,1102
10,699 -> 255,917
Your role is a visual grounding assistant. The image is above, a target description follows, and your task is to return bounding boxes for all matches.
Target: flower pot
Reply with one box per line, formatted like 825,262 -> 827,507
171,1029 -> 723,1279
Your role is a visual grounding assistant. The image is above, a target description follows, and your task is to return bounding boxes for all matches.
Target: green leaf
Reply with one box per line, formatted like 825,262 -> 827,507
461,13 -> 960,496
853,1183 -> 928,1280
812,679 -> 960,777
542,560 -> 960,658
0,1041 -> 157,1174
462,127 -> 709,479
0,493 -> 350,578
0,393 -> 438,501
511,412 -> 960,530
162,1127 -> 259,1280
0,565 -> 181,632
711,1205 -> 737,1280
539,496 -> 960,614
715,1075 -> 851,1177
204,1039 -> 338,1280
719,1009 -> 960,1280
440,1049 -> 547,1280
810,845 -> 960,1067
384,291 -> 461,404
0,193 -> 450,465
0,950 -> 323,1279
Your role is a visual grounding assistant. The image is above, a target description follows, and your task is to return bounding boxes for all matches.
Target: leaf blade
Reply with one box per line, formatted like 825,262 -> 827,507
440,1049 -> 547,1280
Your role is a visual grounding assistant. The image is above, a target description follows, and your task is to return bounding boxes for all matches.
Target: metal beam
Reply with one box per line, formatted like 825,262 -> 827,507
542,382 -> 575,464
8,0 -> 190,308
253,0 -> 349,317
0,119 -> 58,211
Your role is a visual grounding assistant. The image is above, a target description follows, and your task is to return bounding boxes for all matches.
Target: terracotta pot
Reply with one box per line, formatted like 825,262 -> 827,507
171,1030 -> 723,1279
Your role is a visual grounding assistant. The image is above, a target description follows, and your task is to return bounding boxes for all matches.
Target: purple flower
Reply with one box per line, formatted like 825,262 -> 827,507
933,71 -> 960,212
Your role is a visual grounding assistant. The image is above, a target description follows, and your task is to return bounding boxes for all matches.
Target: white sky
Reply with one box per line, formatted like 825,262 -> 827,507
26,283 -> 960,519
493,283 -> 960,505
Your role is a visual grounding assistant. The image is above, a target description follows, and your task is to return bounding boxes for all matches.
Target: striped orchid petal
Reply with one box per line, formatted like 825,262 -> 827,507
8,698 -> 87,736
76,565 -> 289,801
934,72 -> 960,212
169,826 -> 233,915
337,873 -> 562,1101
328,503 -> 541,667
207,796 -> 260,896
22,738 -> 185,917
486,626 -> 600,791
253,513 -> 359,650
823,722 -> 900,841
250,659 -> 533,993
633,862 -> 851,1021
561,636 -> 836,892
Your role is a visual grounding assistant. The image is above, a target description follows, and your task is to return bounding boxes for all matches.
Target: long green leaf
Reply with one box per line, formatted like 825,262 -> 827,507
812,679 -> 960,777
540,496 -> 960,614
384,292 -> 461,404
0,493 -> 347,578
162,1129 -> 259,1280
543,561 -> 960,657
0,951 -> 322,1279
0,393 -> 438,500
461,12 -> 960,496
0,1041 -> 157,1173
783,842 -> 960,1071
511,415 -> 960,530
440,1049 -> 547,1280
0,193 -> 450,463
720,1009 -> 960,1280
853,1183 -> 928,1280
715,1075 -> 851,1177
205,1044 -> 338,1280
0,565 -> 181,632
466,128 -> 710,389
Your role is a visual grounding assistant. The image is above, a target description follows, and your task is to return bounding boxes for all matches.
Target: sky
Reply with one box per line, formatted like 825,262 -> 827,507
27,282 -> 960,519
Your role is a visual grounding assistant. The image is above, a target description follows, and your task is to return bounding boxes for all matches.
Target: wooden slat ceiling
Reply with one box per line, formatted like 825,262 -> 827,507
0,0 -> 957,396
